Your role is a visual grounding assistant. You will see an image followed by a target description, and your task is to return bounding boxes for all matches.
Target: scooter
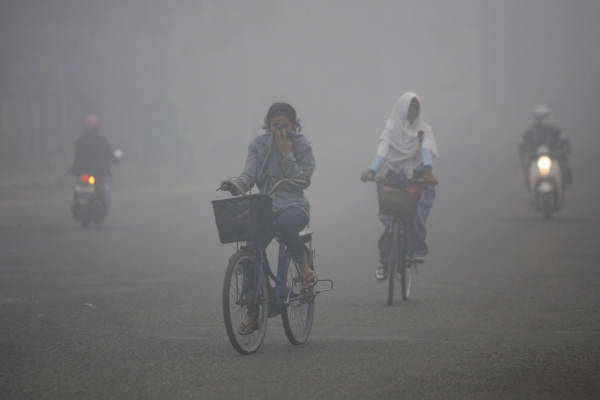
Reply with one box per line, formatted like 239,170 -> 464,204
71,173 -> 107,228
71,149 -> 122,228
527,145 -> 564,220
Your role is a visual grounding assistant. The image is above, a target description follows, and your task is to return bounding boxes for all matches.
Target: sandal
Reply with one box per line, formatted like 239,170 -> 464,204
294,271 -> 318,289
237,321 -> 258,335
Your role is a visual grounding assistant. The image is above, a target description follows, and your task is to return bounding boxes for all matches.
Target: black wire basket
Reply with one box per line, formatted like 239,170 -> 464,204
212,194 -> 273,243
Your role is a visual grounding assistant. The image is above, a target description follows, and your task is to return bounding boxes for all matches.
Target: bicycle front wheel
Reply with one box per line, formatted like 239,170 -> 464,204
281,246 -> 314,345
397,218 -> 411,301
387,220 -> 399,306
222,250 -> 269,355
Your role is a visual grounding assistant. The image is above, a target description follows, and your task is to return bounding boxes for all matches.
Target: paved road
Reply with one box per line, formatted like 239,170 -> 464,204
1,150 -> 599,399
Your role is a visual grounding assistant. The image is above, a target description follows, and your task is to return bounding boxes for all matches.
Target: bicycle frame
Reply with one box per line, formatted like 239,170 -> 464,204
388,216 -> 409,252
250,237 -> 313,308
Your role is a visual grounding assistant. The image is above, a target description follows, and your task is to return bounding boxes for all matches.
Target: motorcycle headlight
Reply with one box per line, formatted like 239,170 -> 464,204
537,156 -> 551,176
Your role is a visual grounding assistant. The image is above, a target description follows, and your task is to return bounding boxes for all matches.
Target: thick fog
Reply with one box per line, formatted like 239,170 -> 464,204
2,0 -> 599,158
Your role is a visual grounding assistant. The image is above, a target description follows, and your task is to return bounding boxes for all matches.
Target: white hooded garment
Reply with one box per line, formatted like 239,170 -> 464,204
376,92 -> 439,178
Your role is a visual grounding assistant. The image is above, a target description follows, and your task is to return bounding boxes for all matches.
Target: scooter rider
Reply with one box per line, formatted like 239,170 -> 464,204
68,115 -> 119,207
519,105 -> 572,190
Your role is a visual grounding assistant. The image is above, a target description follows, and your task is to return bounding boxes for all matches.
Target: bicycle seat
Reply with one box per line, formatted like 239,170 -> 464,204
299,230 -> 313,243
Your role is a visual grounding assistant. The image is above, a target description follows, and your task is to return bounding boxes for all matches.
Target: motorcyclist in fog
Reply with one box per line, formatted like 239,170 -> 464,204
68,115 -> 119,207
519,105 -> 572,190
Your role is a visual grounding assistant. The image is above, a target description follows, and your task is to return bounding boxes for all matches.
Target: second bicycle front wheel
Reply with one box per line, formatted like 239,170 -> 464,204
387,220 -> 399,306
222,250 -> 269,355
281,245 -> 314,345
398,218 -> 410,301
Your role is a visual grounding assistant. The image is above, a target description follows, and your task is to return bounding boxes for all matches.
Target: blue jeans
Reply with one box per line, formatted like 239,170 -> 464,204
244,206 -> 308,318
248,206 -> 309,263
378,168 -> 435,264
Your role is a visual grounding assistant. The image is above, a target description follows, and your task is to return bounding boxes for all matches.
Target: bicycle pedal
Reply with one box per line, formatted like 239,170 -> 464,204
315,279 -> 333,295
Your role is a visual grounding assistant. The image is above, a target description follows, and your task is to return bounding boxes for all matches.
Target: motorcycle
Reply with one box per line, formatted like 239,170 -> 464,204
71,149 -> 122,228
527,145 -> 564,220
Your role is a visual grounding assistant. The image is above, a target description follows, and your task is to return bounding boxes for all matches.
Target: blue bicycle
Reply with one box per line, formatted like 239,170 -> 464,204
213,178 -> 332,355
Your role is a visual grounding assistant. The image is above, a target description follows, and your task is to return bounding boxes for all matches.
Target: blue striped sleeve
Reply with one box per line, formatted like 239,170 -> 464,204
369,155 -> 386,174
421,148 -> 432,168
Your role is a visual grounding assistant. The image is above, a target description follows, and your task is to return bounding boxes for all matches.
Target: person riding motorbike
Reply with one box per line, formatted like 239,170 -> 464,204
519,105 -> 572,191
360,92 -> 439,282
68,115 -> 119,208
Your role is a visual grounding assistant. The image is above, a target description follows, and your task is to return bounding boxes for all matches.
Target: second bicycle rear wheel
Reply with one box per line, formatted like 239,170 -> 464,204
281,246 -> 314,345
399,261 -> 412,300
222,250 -> 269,355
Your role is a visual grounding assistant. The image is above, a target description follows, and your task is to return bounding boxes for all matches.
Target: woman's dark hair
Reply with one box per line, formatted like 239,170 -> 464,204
262,102 -> 302,133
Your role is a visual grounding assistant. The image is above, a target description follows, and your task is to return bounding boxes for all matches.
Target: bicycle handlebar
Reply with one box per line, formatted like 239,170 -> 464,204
218,177 -> 307,197
368,176 -> 433,186
267,179 -> 307,196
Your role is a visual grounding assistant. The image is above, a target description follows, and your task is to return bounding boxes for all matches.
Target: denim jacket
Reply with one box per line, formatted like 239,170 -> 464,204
231,132 -> 315,218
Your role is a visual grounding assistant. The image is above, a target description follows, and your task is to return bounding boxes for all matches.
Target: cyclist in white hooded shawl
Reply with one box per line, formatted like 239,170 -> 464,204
361,92 -> 439,281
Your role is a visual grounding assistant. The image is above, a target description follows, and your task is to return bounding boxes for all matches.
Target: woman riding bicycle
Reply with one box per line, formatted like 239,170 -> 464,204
360,92 -> 439,281
220,102 -> 316,334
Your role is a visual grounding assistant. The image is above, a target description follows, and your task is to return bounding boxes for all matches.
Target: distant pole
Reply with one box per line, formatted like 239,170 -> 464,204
59,63 -> 68,152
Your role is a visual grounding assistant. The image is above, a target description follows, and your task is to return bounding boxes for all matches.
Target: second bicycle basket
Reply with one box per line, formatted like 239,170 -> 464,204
377,182 -> 421,216
212,194 -> 273,243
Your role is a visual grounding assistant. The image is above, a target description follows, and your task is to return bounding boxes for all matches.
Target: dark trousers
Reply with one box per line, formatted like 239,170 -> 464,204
263,206 -> 309,263
248,206 -> 308,262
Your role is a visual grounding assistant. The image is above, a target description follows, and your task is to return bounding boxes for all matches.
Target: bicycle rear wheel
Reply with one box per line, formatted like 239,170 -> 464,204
398,262 -> 412,300
387,220 -> 398,306
222,250 -> 269,355
281,246 -> 314,344
399,266 -> 412,300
